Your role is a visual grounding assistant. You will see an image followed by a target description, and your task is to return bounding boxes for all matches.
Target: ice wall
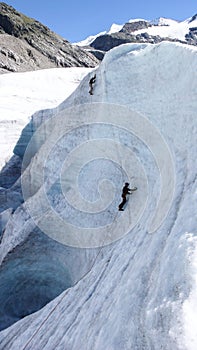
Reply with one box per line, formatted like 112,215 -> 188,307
0,42 -> 196,350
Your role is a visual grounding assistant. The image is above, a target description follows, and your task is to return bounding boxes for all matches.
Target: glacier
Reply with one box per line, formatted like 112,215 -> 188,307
0,67 -> 94,170
0,41 -> 196,350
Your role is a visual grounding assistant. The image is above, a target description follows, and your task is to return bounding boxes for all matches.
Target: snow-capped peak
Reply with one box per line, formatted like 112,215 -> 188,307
73,31 -> 107,47
128,18 -> 149,23
150,17 -> 179,26
133,15 -> 197,41
74,23 -> 123,47
108,23 -> 124,34
73,14 -> 197,47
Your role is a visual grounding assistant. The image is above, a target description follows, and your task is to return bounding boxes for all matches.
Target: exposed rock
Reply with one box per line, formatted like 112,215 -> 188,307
0,34 -> 57,73
90,31 -> 185,53
189,14 -> 197,23
90,32 -> 137,52
86,16 -> 197,59
0,2 -> 99,73
89,49 -> 105,61
120,20 -> 151,34
185,27 -> 197,44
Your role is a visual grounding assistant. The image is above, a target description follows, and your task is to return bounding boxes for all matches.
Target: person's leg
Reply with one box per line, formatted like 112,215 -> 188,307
122,196 -> 126,208
89,84 -> 93,95
119,200 -> 124,210
119,196 -> 126,210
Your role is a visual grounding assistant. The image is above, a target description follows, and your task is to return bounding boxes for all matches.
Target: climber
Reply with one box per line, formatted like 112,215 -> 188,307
118,182 -> 137,211
89,74 -> 96,95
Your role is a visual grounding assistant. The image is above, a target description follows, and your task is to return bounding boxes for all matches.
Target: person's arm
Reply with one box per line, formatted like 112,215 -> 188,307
129,187 -> 137,193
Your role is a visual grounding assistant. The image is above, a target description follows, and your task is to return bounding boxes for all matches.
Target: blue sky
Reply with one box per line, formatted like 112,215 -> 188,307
4,0 -> 197,42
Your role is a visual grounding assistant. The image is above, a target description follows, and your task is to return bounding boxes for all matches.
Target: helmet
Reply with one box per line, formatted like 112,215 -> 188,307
125,182 -> 129,186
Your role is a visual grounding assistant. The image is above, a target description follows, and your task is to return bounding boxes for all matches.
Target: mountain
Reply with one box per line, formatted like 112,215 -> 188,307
73,23 -> 124,47
75,15 -> 197,59
73,23 -> 125,60
0,2 -> 98,73
0,41 -> 196,349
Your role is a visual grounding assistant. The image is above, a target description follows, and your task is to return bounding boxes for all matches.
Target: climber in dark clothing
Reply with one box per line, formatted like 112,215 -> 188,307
89,74 -> 96,95
118,182 -> 137,211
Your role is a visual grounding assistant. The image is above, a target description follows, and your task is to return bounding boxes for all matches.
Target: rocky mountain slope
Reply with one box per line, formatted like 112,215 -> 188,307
76,15 -> 197,59
0,2 -> 98,73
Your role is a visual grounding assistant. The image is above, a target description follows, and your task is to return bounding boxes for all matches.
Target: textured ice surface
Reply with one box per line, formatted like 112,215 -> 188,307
0,42 -> 196,350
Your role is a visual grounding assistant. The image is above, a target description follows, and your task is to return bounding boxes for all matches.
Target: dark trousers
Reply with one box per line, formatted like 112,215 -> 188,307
119,195 -> 127,210
89,84 -> 93,95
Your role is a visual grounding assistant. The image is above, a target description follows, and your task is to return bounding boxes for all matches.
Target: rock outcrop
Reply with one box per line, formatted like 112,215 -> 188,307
0,2 -> 99,73
82,16 -> 197,59
90,30 -> 184,52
